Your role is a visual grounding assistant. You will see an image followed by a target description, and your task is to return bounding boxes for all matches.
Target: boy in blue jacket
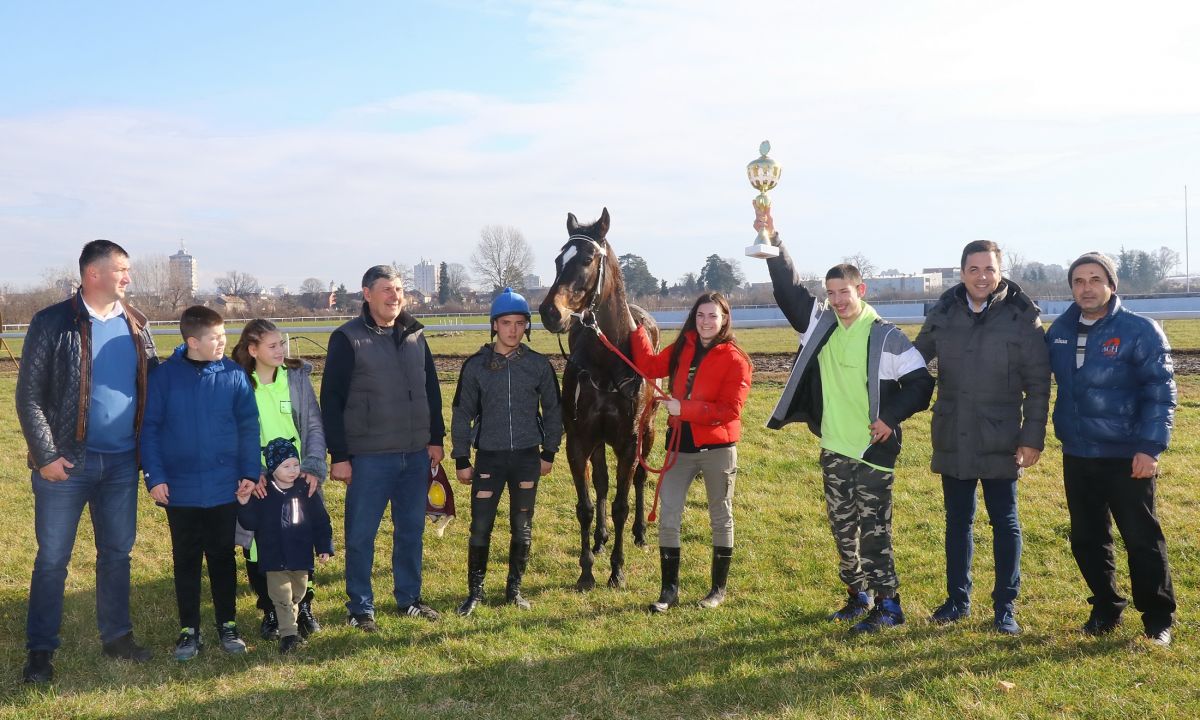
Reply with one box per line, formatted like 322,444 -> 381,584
237,438 -> 333,653
141,306 -> 260,660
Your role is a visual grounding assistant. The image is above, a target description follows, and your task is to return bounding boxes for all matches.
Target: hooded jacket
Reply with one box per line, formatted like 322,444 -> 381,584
765,240 -> 934,469
237,480 -> 334,572
140,345 -> 261,507
1045,295 -> 1176,459
913,280 -> 1050,480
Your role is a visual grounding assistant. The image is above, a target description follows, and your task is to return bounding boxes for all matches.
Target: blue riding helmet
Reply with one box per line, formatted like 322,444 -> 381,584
490,287 -> 532,338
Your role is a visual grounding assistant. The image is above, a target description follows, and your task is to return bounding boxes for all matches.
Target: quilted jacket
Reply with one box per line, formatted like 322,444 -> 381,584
15,291 -> 158,470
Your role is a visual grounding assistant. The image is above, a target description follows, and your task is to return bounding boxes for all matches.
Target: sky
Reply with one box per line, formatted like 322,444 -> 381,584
1,0 -> 1198,293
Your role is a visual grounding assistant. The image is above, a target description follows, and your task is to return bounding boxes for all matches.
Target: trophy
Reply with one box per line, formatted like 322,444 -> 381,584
745,140 -> 781,259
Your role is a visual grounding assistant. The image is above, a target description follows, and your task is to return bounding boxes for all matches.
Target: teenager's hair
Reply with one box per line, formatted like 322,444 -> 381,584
78,239 -> 129,277
666,292 -> 751,392
179,305 -> 224,341
231,318 -> 301,387
825,264 -> 862,286
960,240 -> 1002,270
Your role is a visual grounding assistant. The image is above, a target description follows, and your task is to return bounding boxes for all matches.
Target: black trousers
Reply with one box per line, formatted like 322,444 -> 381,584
165,504 -> 239,629
1063,455 -> 1176,630
469,448 -> 540,547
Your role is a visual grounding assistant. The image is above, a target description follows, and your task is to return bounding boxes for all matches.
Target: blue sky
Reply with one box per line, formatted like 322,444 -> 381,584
1,1 -> 1198,292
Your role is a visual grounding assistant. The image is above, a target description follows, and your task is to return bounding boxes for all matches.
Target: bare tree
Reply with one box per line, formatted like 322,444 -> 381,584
215,271 -> 261,298
471,225 -> 534,291
130,254 -> 171,300
842,252 -> 877,279
299,277 -> 325,295
298,277 -> 328,311
440,262 -> 471,303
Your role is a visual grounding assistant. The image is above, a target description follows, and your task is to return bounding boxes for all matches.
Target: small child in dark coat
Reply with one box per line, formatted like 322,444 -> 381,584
237,438 -> 333,653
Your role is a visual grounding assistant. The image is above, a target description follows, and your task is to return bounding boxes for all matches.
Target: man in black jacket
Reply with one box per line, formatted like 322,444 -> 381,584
914,240 -> 1050,635
15,240 -> 159,682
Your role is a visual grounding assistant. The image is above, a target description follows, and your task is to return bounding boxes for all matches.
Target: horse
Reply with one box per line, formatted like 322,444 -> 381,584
539,208 -> 660,591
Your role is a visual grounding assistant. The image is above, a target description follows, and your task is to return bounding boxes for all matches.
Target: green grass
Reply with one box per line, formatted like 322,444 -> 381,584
0,374 -> 1198,719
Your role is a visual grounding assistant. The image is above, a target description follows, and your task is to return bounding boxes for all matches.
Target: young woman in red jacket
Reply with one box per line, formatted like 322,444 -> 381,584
629,292 -> 752,612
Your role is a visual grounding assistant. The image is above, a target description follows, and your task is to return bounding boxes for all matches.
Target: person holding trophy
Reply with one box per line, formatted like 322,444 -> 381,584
750,143 -> 934,634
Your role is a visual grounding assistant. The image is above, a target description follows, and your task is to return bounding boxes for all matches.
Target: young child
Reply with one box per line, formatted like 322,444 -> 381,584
236,438 -> 333,653
451,288 -> 562,616
140,306 -> 261,660
230,319 -> 327,641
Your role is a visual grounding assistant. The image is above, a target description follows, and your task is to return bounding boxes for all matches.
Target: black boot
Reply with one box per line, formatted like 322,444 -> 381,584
649,547 -> 681,613
22,650 -> 54,684
698,546 -> 732,609
506,540 -> 532,610
297,587 -> 321,638
456,543 -> 489,616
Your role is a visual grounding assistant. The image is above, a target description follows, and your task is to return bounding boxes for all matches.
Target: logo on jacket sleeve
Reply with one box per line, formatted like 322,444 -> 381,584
1101,337 -> 1121,358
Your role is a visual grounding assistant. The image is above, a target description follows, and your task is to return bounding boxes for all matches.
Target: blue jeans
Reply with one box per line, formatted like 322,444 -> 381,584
344,450 -> 429,615
27,449 -> 139,651
942,475 -> 1022,611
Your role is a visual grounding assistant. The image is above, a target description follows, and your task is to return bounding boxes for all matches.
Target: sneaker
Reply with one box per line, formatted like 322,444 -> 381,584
216,621 -> 247,654
1082,609 -> 1122,636
850,594 -> 905,634
22,650 -> 54,683
1145,627 -> 1172,647
993,609 -> 1022,635
399,599 -> 441,621
102,631 -> 153,662
297,600 -> 321,638
348,612 -> 378,633
173,627 -> 202,661
930,599 -> 971,625
828,590 -> 872,622
260,609 -> 279,640
279,634 -> 304,654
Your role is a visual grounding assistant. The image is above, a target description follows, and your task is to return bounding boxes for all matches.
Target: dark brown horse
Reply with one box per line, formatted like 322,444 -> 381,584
539,208 -> 659,590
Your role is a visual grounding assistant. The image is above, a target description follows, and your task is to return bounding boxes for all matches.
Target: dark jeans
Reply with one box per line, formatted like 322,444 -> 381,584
27,449 -> 139,651
165,504 -> 239,629
469,448 -> 540,547
941,476 -> 1022,611
1063,455 -> 1176,631
343,449 -> 429,615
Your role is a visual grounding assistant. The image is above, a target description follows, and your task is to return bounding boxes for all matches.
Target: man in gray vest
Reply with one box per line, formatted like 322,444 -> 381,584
322,265 -> 445,630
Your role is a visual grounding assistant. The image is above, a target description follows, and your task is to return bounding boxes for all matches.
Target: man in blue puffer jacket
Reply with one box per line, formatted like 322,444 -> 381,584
1046,252 -> 1177,647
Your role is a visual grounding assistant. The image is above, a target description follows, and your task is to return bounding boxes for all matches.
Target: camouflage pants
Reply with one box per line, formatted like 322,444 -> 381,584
820,449 -> 898,594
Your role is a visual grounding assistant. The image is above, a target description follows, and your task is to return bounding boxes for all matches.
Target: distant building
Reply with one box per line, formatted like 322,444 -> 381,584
270,284 -> 289,297
413,259 -> 438,295
866,272 -> 943,296
170,242 -> 198,297
213,294 -> 248,315
522,273 -> 542,290
923,267 -> 959,283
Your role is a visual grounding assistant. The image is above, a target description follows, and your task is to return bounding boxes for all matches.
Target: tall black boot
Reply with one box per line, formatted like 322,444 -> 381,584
456,544 -> 489,616
505,540 -> 532,610
698,546 -> 733,609
649,546 -> 681,614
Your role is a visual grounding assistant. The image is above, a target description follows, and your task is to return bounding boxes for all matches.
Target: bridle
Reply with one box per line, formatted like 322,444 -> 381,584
553,234 -> 609,329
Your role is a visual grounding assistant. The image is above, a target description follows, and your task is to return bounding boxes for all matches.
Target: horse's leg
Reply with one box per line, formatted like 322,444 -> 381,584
568,437 -> 596,592
632,459 -> 648,548
590,444 -> 610,554
608,445 -> 637,588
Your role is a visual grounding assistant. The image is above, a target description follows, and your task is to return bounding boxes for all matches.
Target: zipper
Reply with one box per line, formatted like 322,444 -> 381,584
507,360 -> 514,450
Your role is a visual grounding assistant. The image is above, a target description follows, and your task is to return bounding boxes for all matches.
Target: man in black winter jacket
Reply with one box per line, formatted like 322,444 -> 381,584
15,240 -> 159,682
913,240 -> 1050,636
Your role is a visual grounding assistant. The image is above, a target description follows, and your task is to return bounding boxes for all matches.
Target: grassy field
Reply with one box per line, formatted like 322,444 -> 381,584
0,369 -> 1198,718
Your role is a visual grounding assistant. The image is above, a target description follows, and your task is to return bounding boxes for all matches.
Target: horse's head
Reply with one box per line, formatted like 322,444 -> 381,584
539,207 -> 613,333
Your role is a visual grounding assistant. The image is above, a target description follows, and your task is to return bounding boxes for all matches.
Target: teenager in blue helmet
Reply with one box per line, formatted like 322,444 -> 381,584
450,288 -> 563,615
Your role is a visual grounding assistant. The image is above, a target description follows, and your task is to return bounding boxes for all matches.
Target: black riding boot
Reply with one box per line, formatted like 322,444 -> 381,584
649,546 -> 681,613
698,546 -> 733,609
506,540 -> 532,610
456,544 -> 490,616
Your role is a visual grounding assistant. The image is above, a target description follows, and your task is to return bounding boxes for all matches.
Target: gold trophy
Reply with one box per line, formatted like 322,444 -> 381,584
745,140 -> 781,259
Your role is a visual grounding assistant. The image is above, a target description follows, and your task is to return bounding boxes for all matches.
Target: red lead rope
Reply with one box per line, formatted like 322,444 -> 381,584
587,325 -> 680,522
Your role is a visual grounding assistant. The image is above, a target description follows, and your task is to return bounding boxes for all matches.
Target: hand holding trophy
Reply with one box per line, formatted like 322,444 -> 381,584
745,140 -> 781,259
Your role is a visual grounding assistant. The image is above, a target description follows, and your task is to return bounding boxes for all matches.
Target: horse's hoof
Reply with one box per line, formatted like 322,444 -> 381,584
632,531 -> 646,547
576,576 -> 596,593
591,538 -> 608,554
607,572 -> 626,589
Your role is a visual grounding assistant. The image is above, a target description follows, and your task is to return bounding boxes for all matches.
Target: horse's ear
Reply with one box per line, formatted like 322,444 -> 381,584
566,213 -> 580,233
597,207 -> 610,237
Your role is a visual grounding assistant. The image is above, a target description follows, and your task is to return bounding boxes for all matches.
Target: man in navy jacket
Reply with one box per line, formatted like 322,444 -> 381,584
1046,252 -> 1177,646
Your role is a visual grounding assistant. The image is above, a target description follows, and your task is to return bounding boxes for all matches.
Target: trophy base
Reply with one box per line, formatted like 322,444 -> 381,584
745,244 -> 779,259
